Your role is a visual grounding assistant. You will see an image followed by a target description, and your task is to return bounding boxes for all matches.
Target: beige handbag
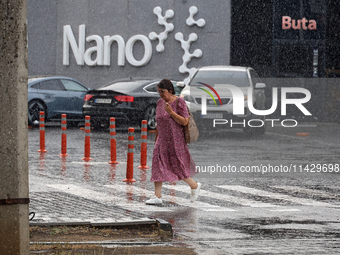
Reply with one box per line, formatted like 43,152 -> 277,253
177,98 -> 199,143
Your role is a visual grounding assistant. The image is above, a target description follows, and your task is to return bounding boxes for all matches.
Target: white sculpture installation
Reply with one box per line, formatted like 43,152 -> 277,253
148,6 -> 174,52
174,6 -> 206,83
175,32 -> 203,84
186,6 -> 206,27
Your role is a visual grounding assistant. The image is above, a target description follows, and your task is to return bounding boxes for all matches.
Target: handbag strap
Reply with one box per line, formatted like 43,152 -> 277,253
176,97 -> 190,114
176,98 -> 191,131
175,97 -> 181,114
176,98 -> 186,129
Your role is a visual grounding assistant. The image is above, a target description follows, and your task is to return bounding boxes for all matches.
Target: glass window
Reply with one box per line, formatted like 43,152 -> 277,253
249,70 -> 261,85
144,81 -> 182,95
31,83 -> 40,89
38,80 -> 65,91
61,79 -> 88,92
276,43 -> 313,77
172,82 -> 182,95
101,81 -> 146,93
144,83 -> 158,93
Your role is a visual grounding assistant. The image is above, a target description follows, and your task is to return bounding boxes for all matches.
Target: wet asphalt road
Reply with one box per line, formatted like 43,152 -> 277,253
28,122 -> 340,254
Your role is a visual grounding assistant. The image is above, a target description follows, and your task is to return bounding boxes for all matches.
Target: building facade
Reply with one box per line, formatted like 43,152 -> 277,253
28,0 -> 231,88
28,0 -> 340,121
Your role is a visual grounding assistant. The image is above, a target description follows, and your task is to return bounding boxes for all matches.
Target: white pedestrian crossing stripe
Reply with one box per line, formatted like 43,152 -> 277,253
273,186 -> 340,200
268,208 -> 301,212
46,184 -> 339,214
163,184 -> 277,208
47,184 -> 172,212
217,185 -> 339,207
108,185 -> 227,210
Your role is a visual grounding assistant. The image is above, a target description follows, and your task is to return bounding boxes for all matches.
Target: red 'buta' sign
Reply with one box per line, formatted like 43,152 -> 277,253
282,16 -> 317,30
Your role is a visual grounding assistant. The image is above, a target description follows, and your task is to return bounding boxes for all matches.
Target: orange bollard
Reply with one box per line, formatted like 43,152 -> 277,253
59,114 -> 68,157
82,115 -> 92,161
138,120 -> 149,169
108,117 -> 119,164
38,111 -> 47,152
123,127 -> 136,182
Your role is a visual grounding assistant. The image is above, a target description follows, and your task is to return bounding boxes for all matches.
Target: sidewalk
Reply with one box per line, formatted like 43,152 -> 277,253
29,188 -> 173,239
29,190 -> 154,226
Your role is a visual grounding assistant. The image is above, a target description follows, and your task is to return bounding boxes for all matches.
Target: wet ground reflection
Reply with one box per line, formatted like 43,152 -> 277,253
139,169 -> 147,201
83,160 -> 91,182
38,152 -> 46,174
151,207 -> 198,235
125,183 -> 134,202
60,156 -> 67,178
169,182 -> 176,204
109,164 -> 116,184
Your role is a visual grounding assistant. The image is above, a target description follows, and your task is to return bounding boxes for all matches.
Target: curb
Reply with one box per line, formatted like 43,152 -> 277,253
29,218 -> 173,237
30,241 -> 172,246
155,218 -> 173,236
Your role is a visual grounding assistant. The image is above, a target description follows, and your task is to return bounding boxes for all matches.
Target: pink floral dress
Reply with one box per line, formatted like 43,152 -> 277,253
151,97 -> 197,182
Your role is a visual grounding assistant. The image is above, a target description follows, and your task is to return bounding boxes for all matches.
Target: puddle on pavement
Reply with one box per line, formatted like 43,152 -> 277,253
222,217 -> 340,239
149,207 -> 198,234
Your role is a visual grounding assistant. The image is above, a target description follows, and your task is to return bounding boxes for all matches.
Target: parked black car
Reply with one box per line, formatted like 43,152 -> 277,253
28,76 -> 89,126
83,78 -> 184,130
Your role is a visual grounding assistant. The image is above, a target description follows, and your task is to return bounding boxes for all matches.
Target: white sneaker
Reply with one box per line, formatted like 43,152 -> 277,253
191,182 -> 201,203
145,196 -> 163,205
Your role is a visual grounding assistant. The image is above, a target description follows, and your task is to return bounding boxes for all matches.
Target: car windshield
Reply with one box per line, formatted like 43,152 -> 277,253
100,81 -> 150,92
189,70 -> 250,87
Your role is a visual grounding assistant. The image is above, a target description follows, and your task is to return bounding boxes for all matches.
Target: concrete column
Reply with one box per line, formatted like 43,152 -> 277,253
0,0 -> 29,254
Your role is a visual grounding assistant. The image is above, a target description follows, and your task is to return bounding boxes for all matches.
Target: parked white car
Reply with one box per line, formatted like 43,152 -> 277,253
179,65 -> 267,135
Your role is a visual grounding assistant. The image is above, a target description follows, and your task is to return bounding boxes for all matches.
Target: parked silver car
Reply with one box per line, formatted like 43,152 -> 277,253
180,66 -> 267,135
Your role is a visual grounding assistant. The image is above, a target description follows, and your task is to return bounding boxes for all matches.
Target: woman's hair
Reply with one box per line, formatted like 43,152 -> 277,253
157,79 -> 175,95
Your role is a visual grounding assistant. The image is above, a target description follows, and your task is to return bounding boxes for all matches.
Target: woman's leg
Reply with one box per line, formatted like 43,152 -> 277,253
182,178 -> 198,189
146,182 -> 163,204
183,178 -> 201,202
154,182 -> 163,198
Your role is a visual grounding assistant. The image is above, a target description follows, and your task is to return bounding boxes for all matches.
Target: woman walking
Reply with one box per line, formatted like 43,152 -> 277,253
145,79 -> 201,205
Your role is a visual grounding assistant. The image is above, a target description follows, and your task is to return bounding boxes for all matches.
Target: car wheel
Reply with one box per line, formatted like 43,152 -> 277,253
144,105 -> 157,130
28,100 -> 46,126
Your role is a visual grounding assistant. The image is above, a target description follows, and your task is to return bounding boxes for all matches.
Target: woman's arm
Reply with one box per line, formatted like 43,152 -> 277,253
164,101 -> 189,126
169,110 -> 189,126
